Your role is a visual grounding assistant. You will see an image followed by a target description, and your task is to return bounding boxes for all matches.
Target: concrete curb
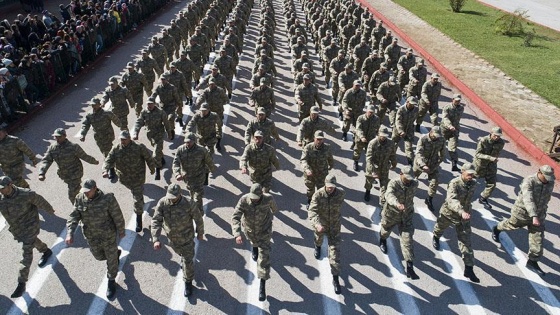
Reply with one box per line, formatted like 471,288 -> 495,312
357,0 -> 560,180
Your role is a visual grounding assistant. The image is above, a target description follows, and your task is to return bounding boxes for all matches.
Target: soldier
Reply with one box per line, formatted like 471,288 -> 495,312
295,74 -> 323,122
341,80 -> 368,142
245,107 -> 280,146
323,40 -> 341,88
148,36 -> 169,71
152,183 -> 204,297
213,49 -> 236,98
174,51 -> 196,106
371,20 -> 386,50
151,74 -> 182,126
80,97 -> 121,161
301,131 -> 334,208
383,37 -> 400,72
352,38 -> 371,74
240,130 -> 280,193
292,51 -> 314,78
337,63 -> 360,114
441,94 -> 464,172
297,106 -> 336,148
133,97 -> 173,180
102,76 -> 135,131
416,73 -> 442,129
392,96 -> 419,166
378,166 -> 420,280
196,65 -> 228,93
0,126 -> 39,188
222,37 -> 240,70
491,165 -> 555,276
432,163 -> 480,283
253,49 -> 277,76
160,29 -> 178,61
196,78 -> 229,121
364,126 -> 397,203
397,48 -> 416,93
232,183 -> 278,301
255,36 -> 275,60
65,179 -> 125,299
353,104 -> 380,171
376,75 -> 401,126
378,30 -> 393,53
164,62 -> 190,125
368,63 -> 390,100
361,50 -> 383,89
103,131 -> 155,233
250,77 -> 276,118
308,174 -> 346,294
413,126 -> 445,212
186,37 -> 204,83
39,128 -> 99,204
186,103 -> 223,154
407,59 -> 428,99
474,127 -> 505,210
251,65 -> 274,90
291,36 -> 309,61
137,49 -> 163,89
121,62 -> 151,117
294,63 -> 316,88
0,176 -> 55,298
175,128 -> 216,199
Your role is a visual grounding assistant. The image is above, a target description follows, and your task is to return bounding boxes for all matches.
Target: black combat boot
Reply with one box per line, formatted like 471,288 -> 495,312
407,158 -> 413,166
204,173 -> 209,186
338,111 -> 343,121
479,197 -> 492,209
38,248 -> 53,267
379,237 -> 387,254
492,225 -> 501,243
135,214 -> 142,233
161,157 -> 166,166
189,98 -> 193,106
117,249 -> 122,265
314,245 -> 321,259
252,247 -> 258,262
415,124 -> 421,132
155,168 -> 161,180
184,280 -> 193,297
106,279 -> 117,299
425,197 -> 435,212
464,266 -> 480,283
432,235 -> 440,250
259,279 -> 266,301
342,132 -> 347,141
169,129 -> 175,140
364,189 -> 371,202
176,117 -> 184,128
228,93 -> 232,100
332,275 -> 341,294
306,198 -> 311,209
526,260 -> 546,276
451,160 -> 460,172
216,139 -> 222,152
406,261 -> 420,280
108,168 -> 116,179
11,282 -> 26,298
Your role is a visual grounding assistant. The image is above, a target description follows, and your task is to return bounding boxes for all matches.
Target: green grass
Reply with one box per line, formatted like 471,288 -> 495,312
391,0 -> 560,107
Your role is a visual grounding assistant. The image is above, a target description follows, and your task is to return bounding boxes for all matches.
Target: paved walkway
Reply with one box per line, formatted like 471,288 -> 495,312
363,0 -> 560,156
478,0 -> 560,32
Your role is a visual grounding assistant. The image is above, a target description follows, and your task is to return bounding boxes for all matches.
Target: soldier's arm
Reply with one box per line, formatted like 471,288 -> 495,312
355,117 -> 365,139
474,138 -> 494,161
192,200 -> 204,236
446,179 -> 464,215
341,90 -> 350,110
308,193 -> 323,227
441,106 -> 452,127
421,83 -> 430,103
197,74 -> 209,90
101,90 -> 110,106
314,89 -> 323,108
103,147 -> 116,172
38,146 -> 54,176
133,115 -> 145,136
327,147 -> 334,170
240,145 -> 250,170
204,148 -> 216,173
244,123 -> 253,145
163,110 -> 173,135
17,138 -> 38,164
153,59 -> 163,76
300,146 -> 311,171
141,144 -> 156,173
231,199 -> 245,238
75,143 -> 98,165
365,140 -> 375,171
385,180 -> 400,207
438,140 -> 445,162
141,74 -> 151,95
269,196 -> 279,214
271,147 -> 280,170
215,116 -> 223,139
30,191 -> 55,214
150,200 -> 165,242
125,89 -> 135,108
173,87 -> 182,107
107,193 -> 126,236
172,149 -> 182,178
270,89 -> 276,110
270,122 -> 280,141
376,86 -> 386,103
80,116 -> 92,139
389,142 -> 397,167
395,110 -> 405,134
414,138 -> 428,167
521,177 -> 538,217
195,91 -> 206,107
66,206 -> 82,238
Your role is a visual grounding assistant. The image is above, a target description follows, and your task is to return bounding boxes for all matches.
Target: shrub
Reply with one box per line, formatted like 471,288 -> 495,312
494,9 -> 529,36
449,0 -> 467,12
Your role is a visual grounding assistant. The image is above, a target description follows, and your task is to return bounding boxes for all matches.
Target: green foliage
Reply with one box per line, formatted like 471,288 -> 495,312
524,29 -> 536,47
494,9 -> 529,36
449,0 -> 467,13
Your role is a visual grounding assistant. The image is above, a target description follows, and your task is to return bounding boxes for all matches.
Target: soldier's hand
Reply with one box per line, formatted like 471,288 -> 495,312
361,137 -> 367,143
316,224 -> 325,233
241,167 -> 248,175
176,174 -> 184,181
133,135 -> 139,140
493,157 -> 499,162
397,203 -> 405,211
80,136 -> 85,142
298,141 -> 303,147
532,217 -> 541,226
102,171 -> 109,178
461,212 -> 471,221
305,170 -> 312,176
153,241 -> 162,250
422,166 -> 429,172
38,174 -> 45,181
197,233 -> 204,241
119,231 -> 125,238
400,132 -> 405,137
65,235 -> 74,246
235,236 -> 243,244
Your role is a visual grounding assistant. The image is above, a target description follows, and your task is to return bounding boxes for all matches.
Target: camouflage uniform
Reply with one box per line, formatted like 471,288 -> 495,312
0,185 -> 55,283
365,134 -> 397,203
417,78 -> 442,126
102,85 -> 135,131
80,105 -> 121,157
152,80 -> 182,122
148,40 -> 169,71
186,110 -> 223,155
376,79 -> 401,126
353,111 -> 380,162
245,115 -> 280,146
341,85 -> 367,135
440,100 -> 464,162
186,42 -> 204,82
295,82 -> 323,122
253,55 -> 277,76
137,53 -> 162,88
433,173 -> 478,267
121,68 -> 150,117
175,56 -> 196,99
232,187 -> 278,280
250,83 -> 276,117
240,142 -> 280,191
39,138 -> 98,204
196,85 -> 229,120
161,32 -> 178,61
397,53 -> 416,91
368,68 -> 390,98
0,135 -> 38,188
198,72 -> 228,93
151,188 -> 204,282
413,132 -> 445,197
166,68 -> 190,104
301,141 -> 334,200
67,189 -> 125,280
297,116 -> 335,147
407,64 -> 428,99
383,41 -> 400,71
104,140 -> 155,215
337,69 -> 359,104
323,44 -> 341,86
134,104 -> 172,169
361,54 -> 383,88
392,102 -> 419,161
329,56 -> 348,101
473,132 -> 505,199
214,53 -> 236,94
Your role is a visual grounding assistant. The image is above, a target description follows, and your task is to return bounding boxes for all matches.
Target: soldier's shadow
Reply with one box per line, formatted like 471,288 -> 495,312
118,264 -> 169,313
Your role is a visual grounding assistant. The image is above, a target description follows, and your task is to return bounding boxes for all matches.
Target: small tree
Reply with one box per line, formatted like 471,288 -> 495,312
495,9 -> 529,36
449,0 -> 467,12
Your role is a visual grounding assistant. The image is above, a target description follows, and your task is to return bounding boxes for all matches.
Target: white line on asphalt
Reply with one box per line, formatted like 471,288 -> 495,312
416,207 -> 485,314
0,214 -> 5,232
316,238 -> 342,315
86,201 -> 152,315
368,206 -> 422,315
477,207 -> 560,313
7,229 -> 68,315
246,247 -> 264,315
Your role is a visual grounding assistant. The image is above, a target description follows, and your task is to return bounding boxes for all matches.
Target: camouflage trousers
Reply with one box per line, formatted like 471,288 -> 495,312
331,81 -> 339,101
147,132 -> 165,168
341,113 -> 357,134
352,140 -> 369,161
443,129 -> 459,161
380,211 -> 414,261
364,171 -> 389,204
392,131 -> 415,161
398,71 -> 410,91
197,137 -> 218,156
19,237 -> 49,283
406,83 -> 421,100
185,179 -> 204,213
498,216 -> 544,262
131,90 -> 144,117
94,133 -> 115,157
314,229 -> 341,276
433,215 -> 474,267
170,238 -> 196,281
476,165 -> 498,199
145,74 -> 156,90
1,163 -> 30,188
193,63 -> 203,83
162,104 -> 181,123
298,103 -> 312,122
63,177 -> 81,205
248,236 -> 272,280
89,238 -> 120,280
250,168 -> 273,191
116,113 -> 129,131
413,166 -> 439,197
304,173 -> 327,199
378,102 -> 397,127
123,182 -> 144,215
416,100 -> 438,126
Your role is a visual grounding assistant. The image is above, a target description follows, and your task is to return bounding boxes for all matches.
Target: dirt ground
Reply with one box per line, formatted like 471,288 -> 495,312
365,0 -> 560,154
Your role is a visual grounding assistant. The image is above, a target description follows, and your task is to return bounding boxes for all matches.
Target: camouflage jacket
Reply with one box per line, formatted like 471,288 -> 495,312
368,69 -> 390,92
308,187 -> 345,232
366,137 -> 396,174
197,86 -> 229,113
0,135 -> 37,168
245,118 -> 279,145
151,194 -> 204,243
342,88 -> 367,115
512,173 -> 554,221
376,82 -> 401,104
395,105 -> 419,136
232,193 -> 277,240
473,135 -> 504,171
186,112 -> 223,140
421,81 -> 442,104
137,56 -> 162,79
301,143 -> 333,174
122,70 -> 149,94
383,177 -> 418,217
173,144 -> 216,180
165,70 -> 189,96
361,56 -> 383,76
441,103 -> 464,133
440,176 -> 477,223
81,109 -> 121,139
152,82 -> 181,109
408,66 -> 427,87
175,58 -> 196,80
39,139 -> 97,180
214,55 -> 236,78
240,142 -> 280,172
250,85 -> 275,108
134,106 -> 172,137
296,117 -> 334,144
295,83 -> 322,108
102,86 -> 134,116
186,44 -> 204,66
199,73 -> 228,91
338,71 -> 360,92
355,114 -> 380,142
414,134 -> 445,170
104,141 -> 155,185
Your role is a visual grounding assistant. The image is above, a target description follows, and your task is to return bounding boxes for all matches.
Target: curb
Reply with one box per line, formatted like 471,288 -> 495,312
357,0 -> 560,180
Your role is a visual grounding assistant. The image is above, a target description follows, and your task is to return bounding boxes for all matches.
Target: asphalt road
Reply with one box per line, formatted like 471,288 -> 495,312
0,0 -> 559,314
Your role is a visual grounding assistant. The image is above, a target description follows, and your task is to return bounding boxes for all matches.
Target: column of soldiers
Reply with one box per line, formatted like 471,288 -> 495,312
0,0 -> 556,307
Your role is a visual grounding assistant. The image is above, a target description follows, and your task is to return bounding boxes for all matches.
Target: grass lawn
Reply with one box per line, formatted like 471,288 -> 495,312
391,0 -> 560,107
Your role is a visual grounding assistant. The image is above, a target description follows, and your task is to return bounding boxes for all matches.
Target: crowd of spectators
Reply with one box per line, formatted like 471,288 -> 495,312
0,0 -> 172,126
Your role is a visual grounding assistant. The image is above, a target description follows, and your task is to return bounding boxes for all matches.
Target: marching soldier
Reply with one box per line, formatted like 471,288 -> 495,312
376,75 -> 401,126
341,80 -> 367,142
413,126 -> 445,212
0,126 -> 39,188
240,130 -> 280,193
407,59 -> 427,100
148,36 -> 169,72
164,62 -> 190,125
174,51 -> 196,106
329,50 -> 348,104
151,74 -> 183,127
102,76 -> 135,130
214,48 -> 236,99
364,126 -> 397,203
121,62 -> 151,117
65,179 -> 125,299
249,78 -> 276,118
361,50 -> 383,89
186,103 -> 223,154
301,131 -> 334,208
196,65 -> 228,92
353,104 -> 380,171
245,107 -> 280,146
295,74 -> 323,122
397,48 -> 416,93
232,183 -> 278,301
80,97 -> 121,161
474,127 -> 505,209
186,37 -> 204,83
39,128 -> 99,204
297,106 -> 336,148
337,64 -> 360,115
0,176 -> 55,298
432,163 -> 480,283
392,96 -> 419,166
440,94 -> 465,172
196,78 -> 229,121
416,73 -> 442,129
308,174 -> 346,295
137,49 -> 162,89
152,183 -> 204,297
368,63 -> 390,100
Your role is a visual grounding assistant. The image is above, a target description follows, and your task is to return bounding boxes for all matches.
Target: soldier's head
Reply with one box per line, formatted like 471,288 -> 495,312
406,48 -> 413,56
162,29 -> 168,36
324,174 -> 337,194
261,37 -> 268,44
372,49 -> 378,56
490,126 -> 502,141
310,106 -> 320,120
223,37 -> 231,45
208,78 -> 217,89
52,128 -> 67,144
184,132 -> 196,148
253,130 -> 264,146
380,63 -> 387,72
200,103 -> 210,116
256,107 -> 266,120
119,130 -> 132,146
80,179 -> 97,199
180,50 -> 188,59
365,104 -> 375,118
161,73 -> 170,84
302,63 -> 310,72
538,165 -> 555,184
431,73 -> 440,83
338,50 -> 346,59
170,62 -> 178,72
417,58 -> 425,68
152,36 -> 158,43
211,64 -> 219,74
189,37 -> 196,44
378,126 -> 389,141
0,176 -> 14,195
391,37 -> 398,46
126,61 -> 135,73
258,64 -> 266,74
259,77 -> 269,88
248,183 -> 263,203
452,94 -> 462,106
141,49 -> 149,58
0,125 -> 8,140
313,130 -> 325,146
90,97 -> 102,112
400,165 -> 415,186
344,63 -> 353,73
388,75 -> 396,86
352,80 -> 362,91
147,96 -> 156,111
219,48 -> 227,56
303,74 -> 311,85
300,51 -> 308,59
195,26 -> 202,34
386,30 -> 392,37
406,96 -> 418,110
108,76 -> 119,89
461,162 -> 477,182
429,126 -> 442,141
166,183 -> 182,202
